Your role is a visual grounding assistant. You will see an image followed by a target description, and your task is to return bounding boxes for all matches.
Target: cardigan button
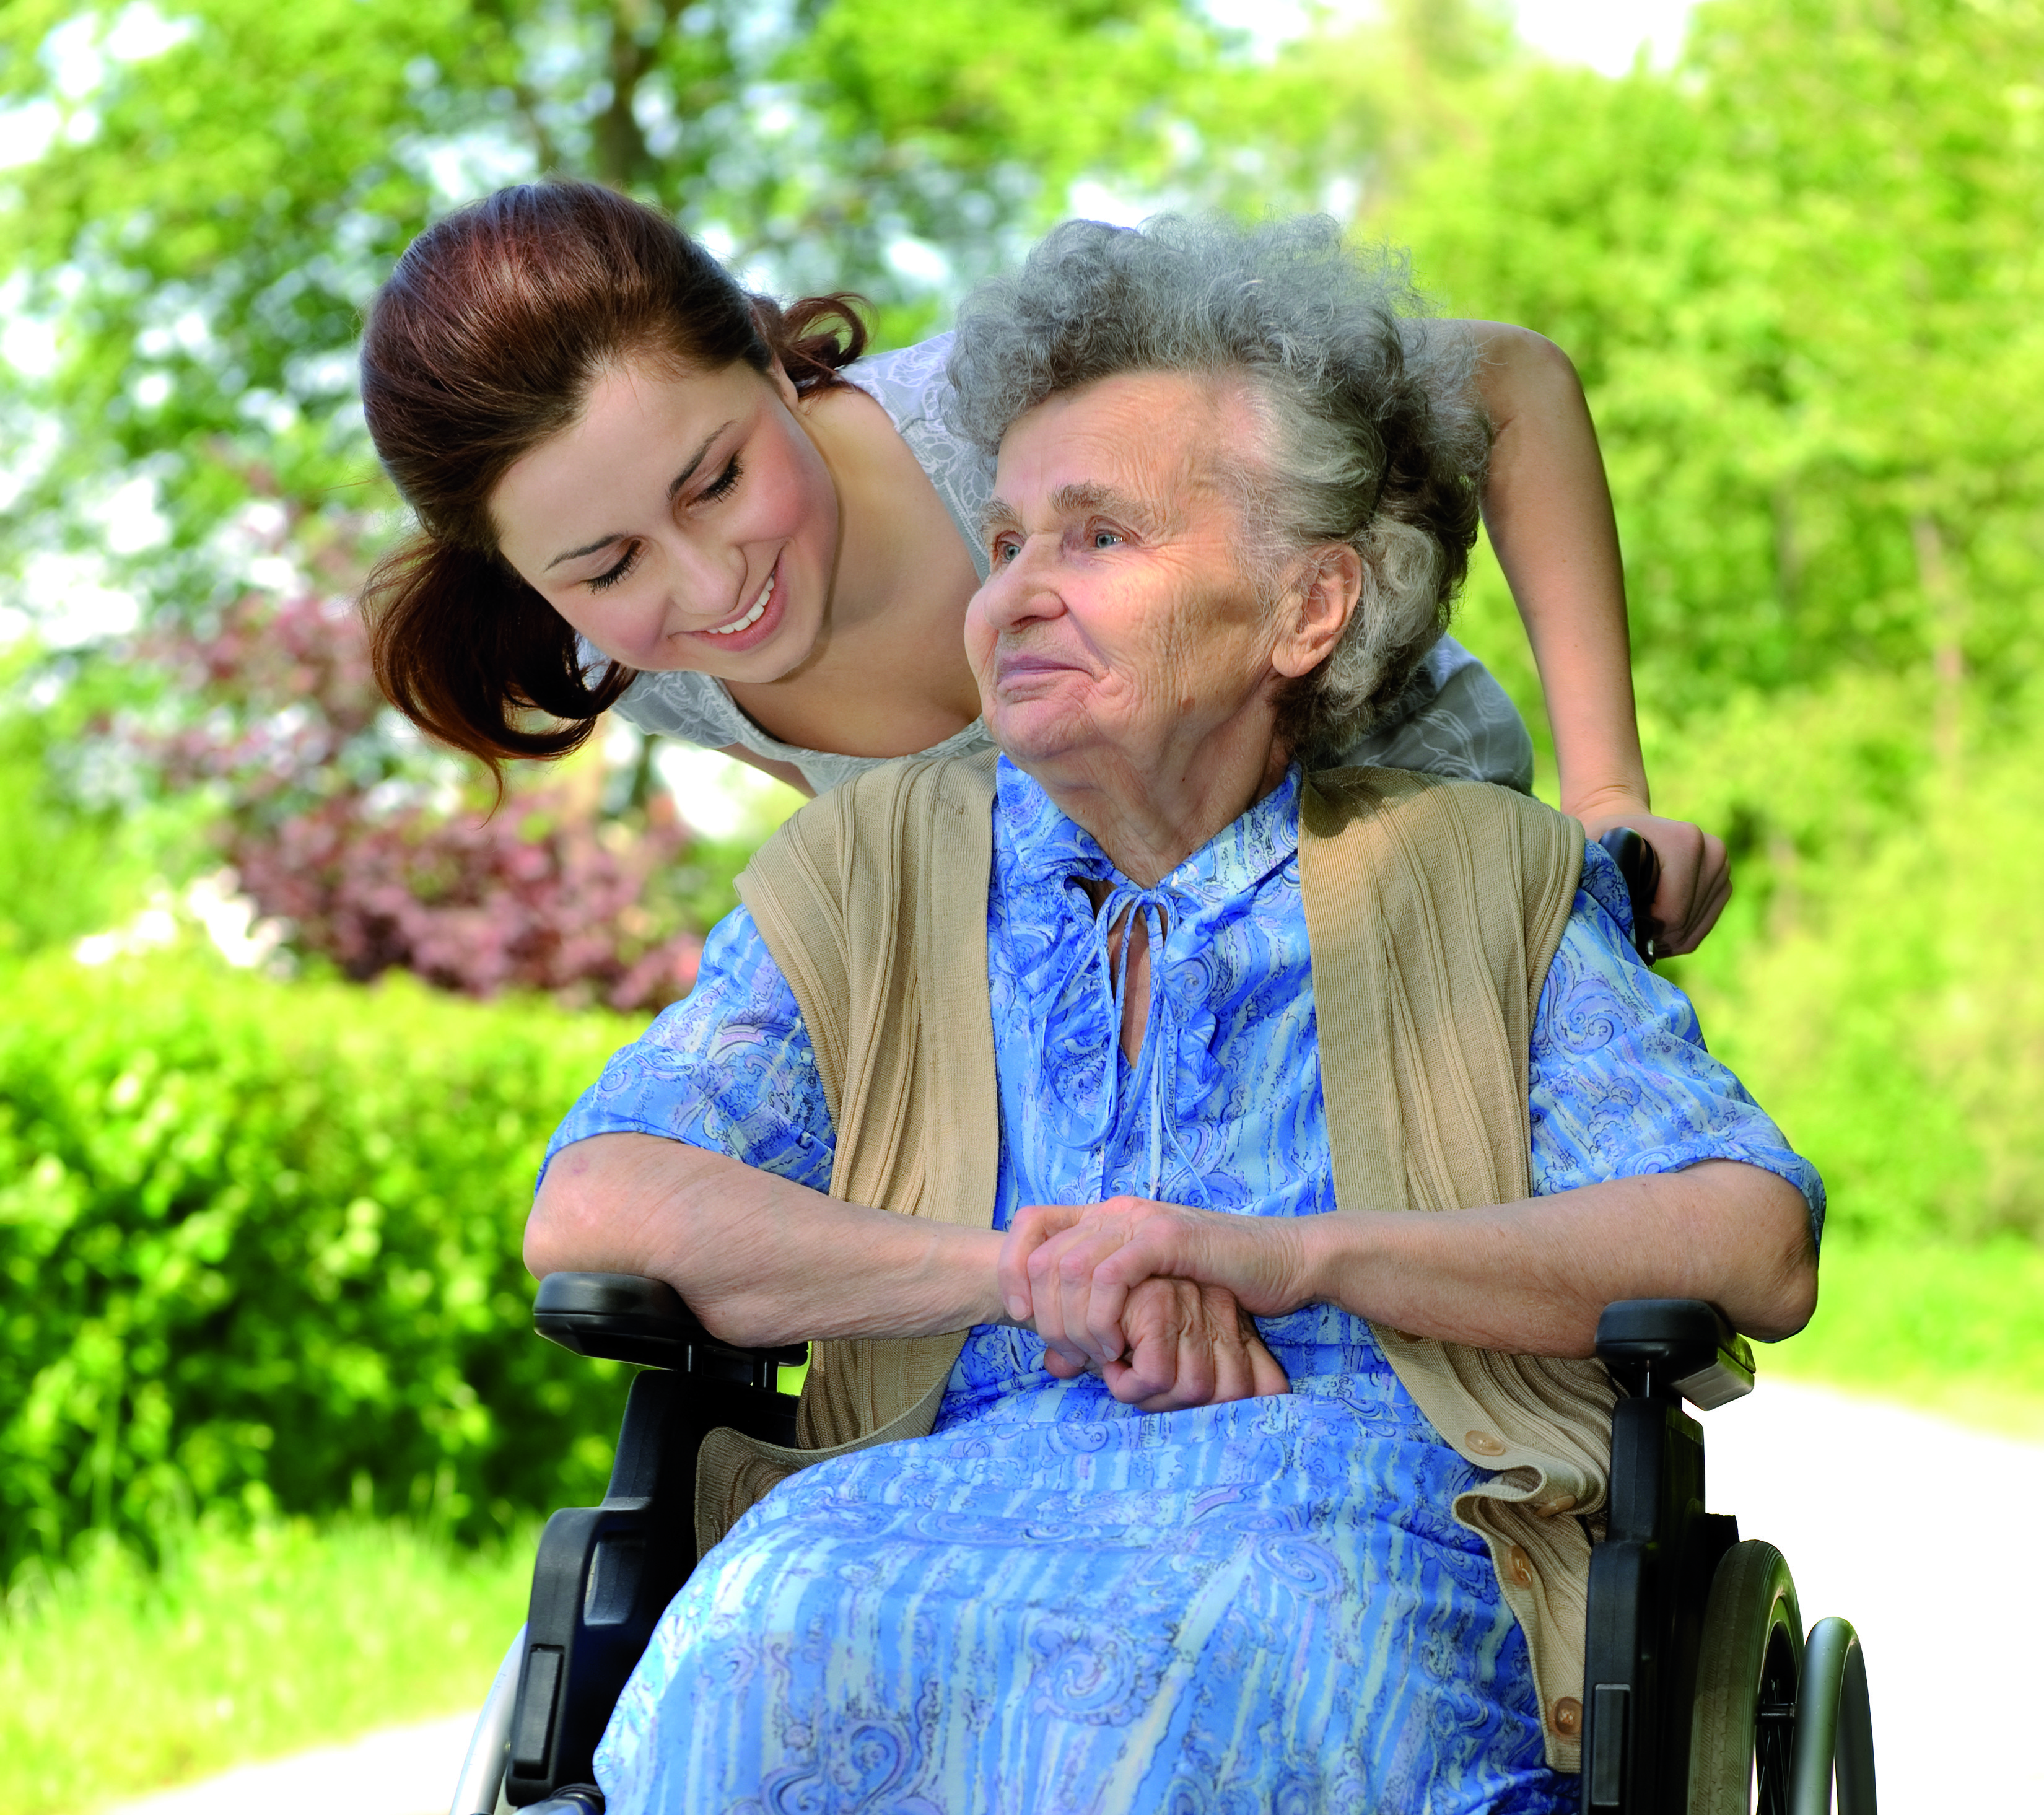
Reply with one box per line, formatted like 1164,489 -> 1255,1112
1535,1494 -> 1578,1518
1464,1428 -> 1507,1456
1507,1544 -> 1536,1586
1552,1697 -> 1583,1736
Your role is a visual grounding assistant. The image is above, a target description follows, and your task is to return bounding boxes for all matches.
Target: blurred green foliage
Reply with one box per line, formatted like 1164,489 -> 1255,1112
0,943 -> 634,1578
0,0 -> 1221,603
0,645 -> 152,957
1760,1238 -> 2044,1440
1670,710 -> 2044,1250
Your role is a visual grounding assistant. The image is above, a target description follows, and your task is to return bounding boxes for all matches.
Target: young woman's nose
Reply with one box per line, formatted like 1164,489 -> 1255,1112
660,533 -> 749,625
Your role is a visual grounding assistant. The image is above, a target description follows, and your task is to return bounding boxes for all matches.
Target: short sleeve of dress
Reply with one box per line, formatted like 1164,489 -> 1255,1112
538,906 -> 837,1193
1528,841 -> 1827,1244
842,331 -> 998,579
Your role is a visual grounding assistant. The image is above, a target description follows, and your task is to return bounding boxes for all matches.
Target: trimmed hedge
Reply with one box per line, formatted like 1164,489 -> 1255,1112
0,945 -> 637,1578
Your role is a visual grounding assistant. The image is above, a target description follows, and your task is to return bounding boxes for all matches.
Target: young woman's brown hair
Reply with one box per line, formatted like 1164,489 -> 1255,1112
358,180 -> 867,773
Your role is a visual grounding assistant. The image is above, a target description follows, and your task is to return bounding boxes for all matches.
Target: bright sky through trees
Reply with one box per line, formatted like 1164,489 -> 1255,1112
1202,1 -> 1696,72
1510,0 -> 1693,72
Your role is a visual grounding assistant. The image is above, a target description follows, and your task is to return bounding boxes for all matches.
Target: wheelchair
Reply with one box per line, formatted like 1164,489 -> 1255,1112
448,1280 -> 1876,1815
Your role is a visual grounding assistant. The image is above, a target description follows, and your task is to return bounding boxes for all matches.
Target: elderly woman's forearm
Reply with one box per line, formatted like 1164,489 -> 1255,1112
1299,1161 -> 1817,1355
526,1133 -> 1007,1346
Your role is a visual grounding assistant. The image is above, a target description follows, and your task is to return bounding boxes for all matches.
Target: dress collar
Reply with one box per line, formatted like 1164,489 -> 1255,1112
993,755 -> 1301,908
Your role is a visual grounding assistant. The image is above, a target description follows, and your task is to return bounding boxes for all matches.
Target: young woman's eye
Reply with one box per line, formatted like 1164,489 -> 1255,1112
587,543 -> 642,593
697,455 -> 743,504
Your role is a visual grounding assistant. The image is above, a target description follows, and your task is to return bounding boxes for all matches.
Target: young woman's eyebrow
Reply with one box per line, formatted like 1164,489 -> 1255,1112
543,419 -> 738,569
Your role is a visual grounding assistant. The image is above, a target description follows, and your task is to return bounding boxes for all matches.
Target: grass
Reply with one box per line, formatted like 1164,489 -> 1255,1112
0,1517 -> 532,1814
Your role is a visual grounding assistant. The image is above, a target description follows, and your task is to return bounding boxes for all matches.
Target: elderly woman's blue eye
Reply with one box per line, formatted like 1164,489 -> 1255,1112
1093,530 -> 1121,549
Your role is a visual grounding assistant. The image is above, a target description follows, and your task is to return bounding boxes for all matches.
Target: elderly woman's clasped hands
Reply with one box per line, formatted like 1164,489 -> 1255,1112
1000,1197 -> 1306,1409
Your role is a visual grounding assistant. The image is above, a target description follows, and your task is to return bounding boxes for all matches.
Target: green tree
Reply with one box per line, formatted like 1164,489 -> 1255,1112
0,0 -> 1225,623
1360,0 -> 2044,736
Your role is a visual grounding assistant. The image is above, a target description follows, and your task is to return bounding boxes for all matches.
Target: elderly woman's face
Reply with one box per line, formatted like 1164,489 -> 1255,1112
967,372 -> 1297,778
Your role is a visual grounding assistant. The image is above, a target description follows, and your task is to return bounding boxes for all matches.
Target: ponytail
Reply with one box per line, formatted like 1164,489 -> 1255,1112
750,291 -> 871,395
362,537 -> 635,781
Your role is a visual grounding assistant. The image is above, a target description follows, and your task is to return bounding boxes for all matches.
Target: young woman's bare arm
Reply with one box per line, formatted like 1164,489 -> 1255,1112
1454,320 -> 1730,954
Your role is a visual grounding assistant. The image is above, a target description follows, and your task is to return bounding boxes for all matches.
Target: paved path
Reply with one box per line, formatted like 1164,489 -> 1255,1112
108,1380 -> 2040,1814
1706,1378 -> 2044,1812
105,1713 -> 476,1815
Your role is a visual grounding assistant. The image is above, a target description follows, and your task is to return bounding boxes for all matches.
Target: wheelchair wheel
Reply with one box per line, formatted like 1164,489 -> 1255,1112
1689,1540 -> 1804,1815
1788,1617 -> 1876,1815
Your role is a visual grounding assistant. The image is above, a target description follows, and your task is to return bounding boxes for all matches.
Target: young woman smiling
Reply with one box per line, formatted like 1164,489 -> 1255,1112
359,181 -> 1729,952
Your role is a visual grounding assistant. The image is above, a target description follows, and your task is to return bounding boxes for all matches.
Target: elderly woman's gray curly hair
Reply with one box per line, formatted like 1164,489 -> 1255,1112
945,214 -> 1489,763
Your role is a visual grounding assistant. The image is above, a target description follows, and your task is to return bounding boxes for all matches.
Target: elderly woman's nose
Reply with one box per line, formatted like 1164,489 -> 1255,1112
979,541 -> 1065,624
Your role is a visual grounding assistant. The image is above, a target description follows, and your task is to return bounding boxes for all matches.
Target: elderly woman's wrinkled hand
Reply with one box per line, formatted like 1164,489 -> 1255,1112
1002,1197 -> 1311,1388
1038,1275 -> 1290,1410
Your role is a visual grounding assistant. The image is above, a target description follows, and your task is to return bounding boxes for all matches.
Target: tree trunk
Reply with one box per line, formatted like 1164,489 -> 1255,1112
593,0 -> 691,188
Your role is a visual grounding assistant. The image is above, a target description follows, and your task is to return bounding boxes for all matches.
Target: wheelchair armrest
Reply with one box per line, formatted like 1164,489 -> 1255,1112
535,1271 -> 806,1388
1596,1298 -> 1755,1410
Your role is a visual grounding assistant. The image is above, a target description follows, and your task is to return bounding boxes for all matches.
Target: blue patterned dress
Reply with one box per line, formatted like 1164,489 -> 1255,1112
544,762 -> 1822,1815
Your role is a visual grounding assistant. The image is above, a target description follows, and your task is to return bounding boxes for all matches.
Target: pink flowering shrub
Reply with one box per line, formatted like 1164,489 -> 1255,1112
126,507 -> 712,1011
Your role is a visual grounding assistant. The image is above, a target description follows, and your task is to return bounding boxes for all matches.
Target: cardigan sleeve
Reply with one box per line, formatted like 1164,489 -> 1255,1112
1527,841 -> 1826,1243
537,905 -> 837,1194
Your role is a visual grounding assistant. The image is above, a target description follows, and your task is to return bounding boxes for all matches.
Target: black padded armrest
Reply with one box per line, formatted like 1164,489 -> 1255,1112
1595,1298 -> 1755,1409
534,1272 -> 807,1375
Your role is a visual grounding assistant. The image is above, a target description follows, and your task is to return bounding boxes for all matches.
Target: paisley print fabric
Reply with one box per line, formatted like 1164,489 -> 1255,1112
543,761 -> 1822,1813
602,334 -> 1534,797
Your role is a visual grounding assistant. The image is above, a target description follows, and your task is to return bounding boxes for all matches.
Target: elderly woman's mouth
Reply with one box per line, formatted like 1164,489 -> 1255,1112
993,652 -> 1085,688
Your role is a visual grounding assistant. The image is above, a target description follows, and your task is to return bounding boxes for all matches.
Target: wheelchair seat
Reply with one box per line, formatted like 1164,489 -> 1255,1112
449,1282 -> 1874,1815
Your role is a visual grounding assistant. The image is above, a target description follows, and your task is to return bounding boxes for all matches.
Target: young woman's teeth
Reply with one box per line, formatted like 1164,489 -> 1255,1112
705,574 -> 774,636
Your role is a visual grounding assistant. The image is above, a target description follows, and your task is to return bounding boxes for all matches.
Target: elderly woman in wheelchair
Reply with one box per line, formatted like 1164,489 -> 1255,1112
523,217 -> 1822,1814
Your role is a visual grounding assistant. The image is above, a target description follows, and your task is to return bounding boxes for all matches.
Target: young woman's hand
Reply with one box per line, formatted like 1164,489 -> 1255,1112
1577,807 -> 1732,957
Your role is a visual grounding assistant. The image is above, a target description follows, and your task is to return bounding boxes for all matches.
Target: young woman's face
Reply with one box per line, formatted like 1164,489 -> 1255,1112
491,356 -> 840,680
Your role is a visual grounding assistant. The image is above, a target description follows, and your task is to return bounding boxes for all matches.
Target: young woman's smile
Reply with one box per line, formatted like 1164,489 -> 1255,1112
491,356 -> 840,681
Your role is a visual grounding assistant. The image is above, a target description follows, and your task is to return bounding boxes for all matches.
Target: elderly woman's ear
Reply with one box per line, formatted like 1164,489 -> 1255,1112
1268,544 -> 1364,681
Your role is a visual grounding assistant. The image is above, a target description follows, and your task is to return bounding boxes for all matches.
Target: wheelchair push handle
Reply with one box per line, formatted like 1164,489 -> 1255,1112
1597,826 -> 1662,964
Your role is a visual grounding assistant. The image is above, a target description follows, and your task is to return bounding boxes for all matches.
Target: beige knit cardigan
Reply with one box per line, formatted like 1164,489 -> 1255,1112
697,750 -> 1614,1772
